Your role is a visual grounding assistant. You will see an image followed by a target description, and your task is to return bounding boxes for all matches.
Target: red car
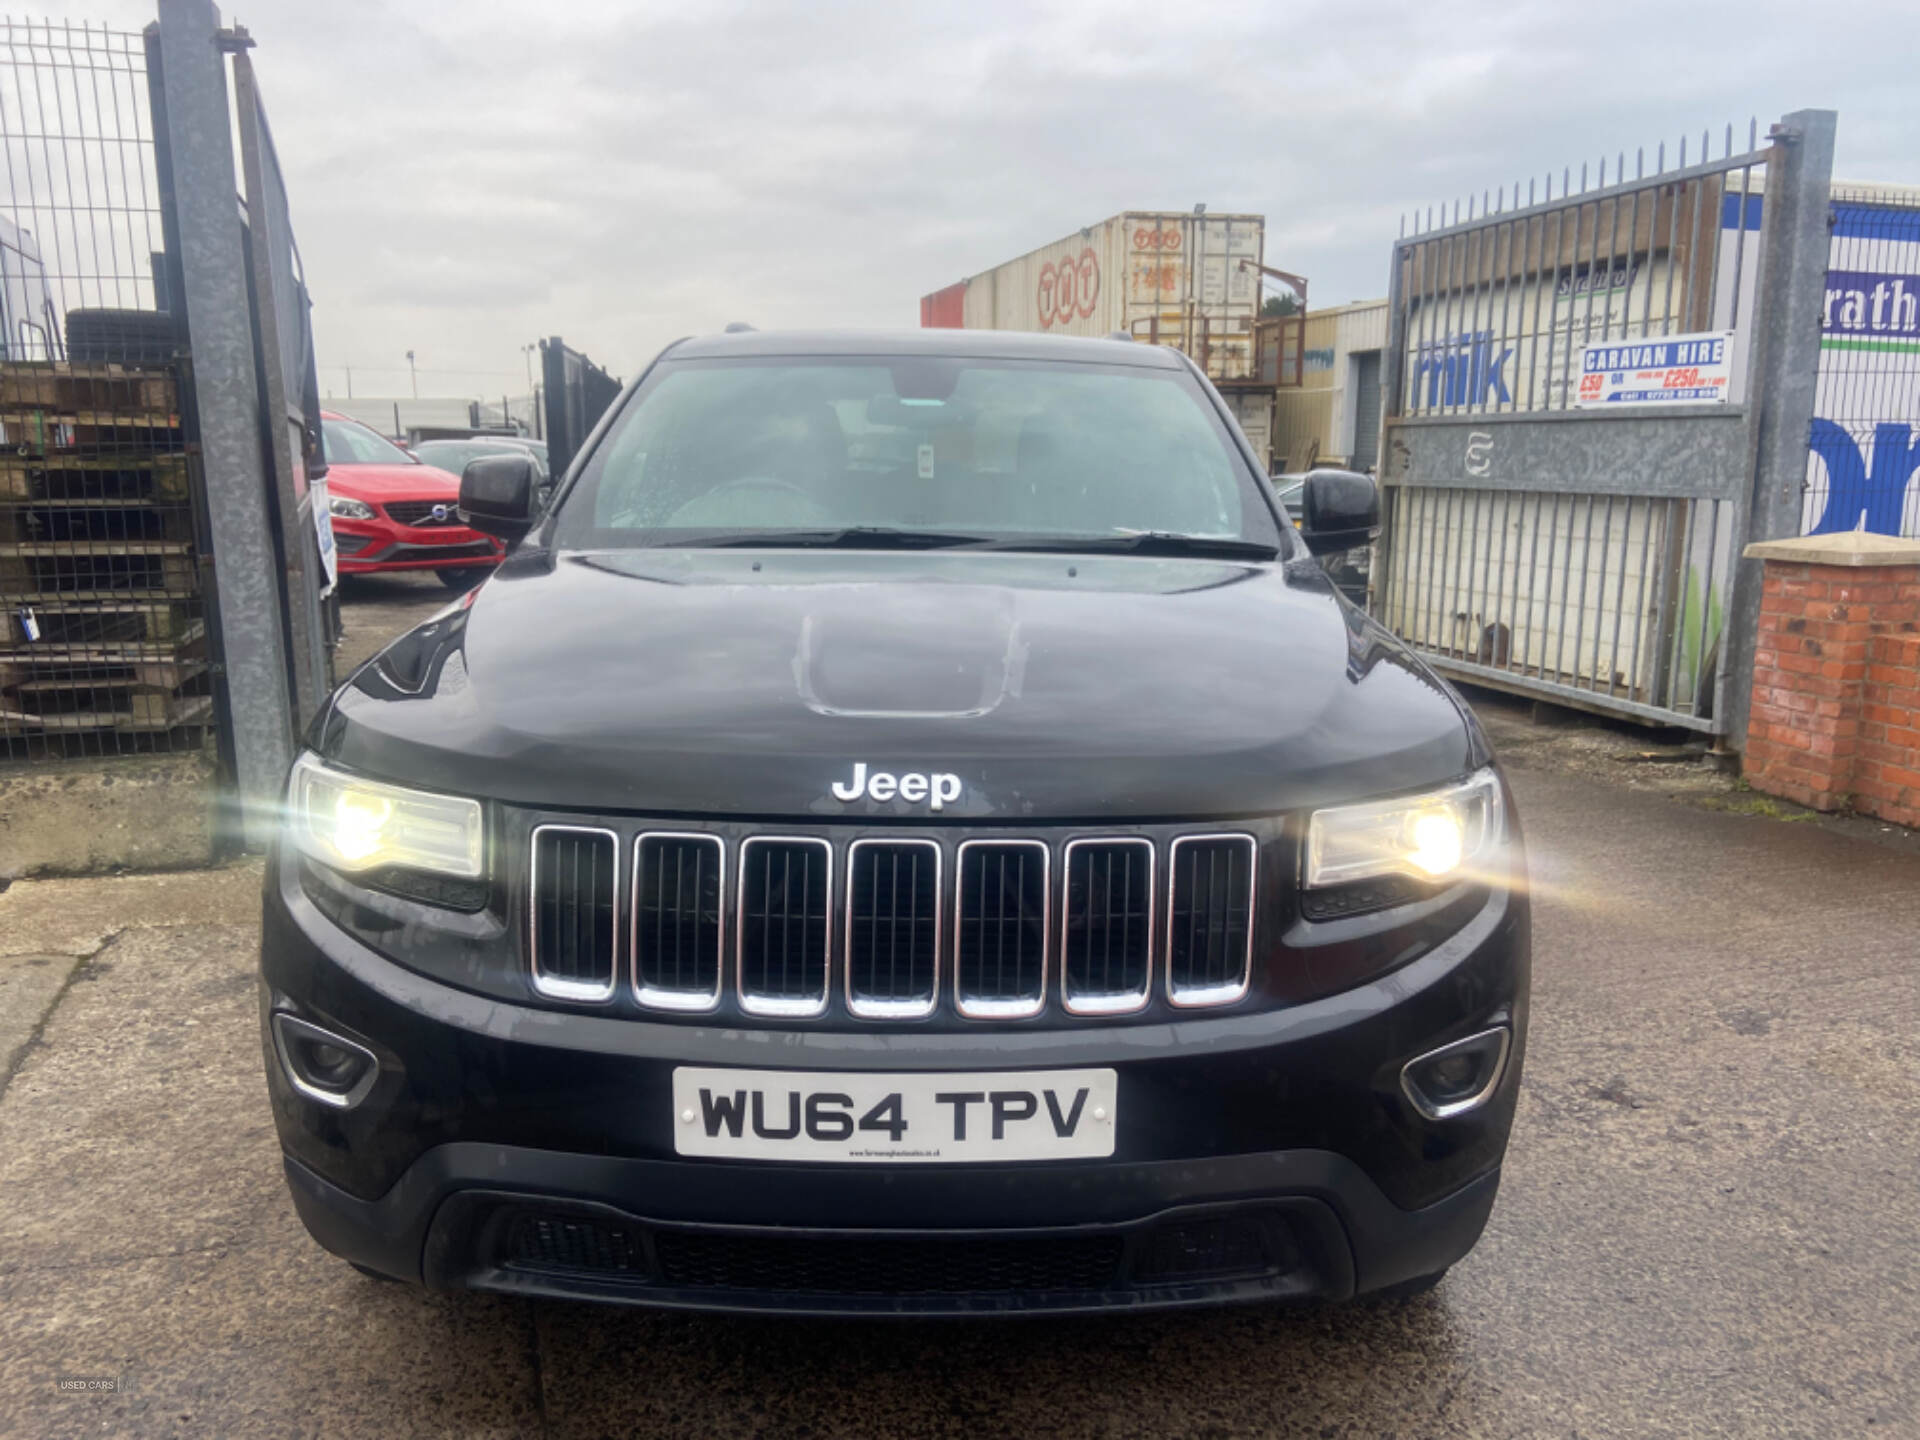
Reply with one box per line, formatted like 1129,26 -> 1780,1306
321,411 -> 505,590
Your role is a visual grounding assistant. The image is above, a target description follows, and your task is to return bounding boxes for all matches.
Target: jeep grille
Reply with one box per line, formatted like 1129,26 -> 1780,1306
737,838 -> 833,1017
1060,839 -> 1154,1015
525,827 -> 1258,1020
631,834 -> 725,1010
1166,835 -> 1257,1006
529,825 -> 618,1001
844,840 -> 941,1018
953,840 -> 1049,1018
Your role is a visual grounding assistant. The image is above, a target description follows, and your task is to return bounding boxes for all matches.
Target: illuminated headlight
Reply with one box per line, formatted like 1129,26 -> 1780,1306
287,753 -> 483,878
328,495 -> 375,520
1305,769 -> 1503,889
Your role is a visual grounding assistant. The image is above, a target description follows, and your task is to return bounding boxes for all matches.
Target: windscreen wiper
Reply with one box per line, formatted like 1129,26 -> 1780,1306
1000,531 -> 1281,560
697,527 -> 999,551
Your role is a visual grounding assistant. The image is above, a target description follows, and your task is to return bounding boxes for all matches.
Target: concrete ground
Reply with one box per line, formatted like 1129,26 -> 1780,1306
333,570 -> 461,675
1,587 -> 1917,1438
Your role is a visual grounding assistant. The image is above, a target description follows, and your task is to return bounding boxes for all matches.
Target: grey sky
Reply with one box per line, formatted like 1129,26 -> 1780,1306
43,0 -> 1920,398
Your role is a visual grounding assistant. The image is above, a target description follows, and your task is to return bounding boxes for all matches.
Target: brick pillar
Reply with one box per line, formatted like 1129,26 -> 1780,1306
1742,533 -> 1920,819
1860,633 -> 1920,827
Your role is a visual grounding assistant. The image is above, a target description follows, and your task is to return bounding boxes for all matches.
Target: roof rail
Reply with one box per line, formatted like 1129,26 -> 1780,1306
723,321 -> 757,333
1106,331 -> 1132,342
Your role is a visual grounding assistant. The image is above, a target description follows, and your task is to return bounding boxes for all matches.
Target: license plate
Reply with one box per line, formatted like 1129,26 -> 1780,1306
670,1066 -> 1118,1163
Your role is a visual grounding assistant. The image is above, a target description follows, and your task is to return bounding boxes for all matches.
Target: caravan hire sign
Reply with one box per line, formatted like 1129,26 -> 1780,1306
1576,332 -> 1733,406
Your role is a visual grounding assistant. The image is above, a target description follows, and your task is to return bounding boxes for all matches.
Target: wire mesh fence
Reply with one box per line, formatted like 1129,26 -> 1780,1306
1804,186 -> 1920,537
0,17 -> 207,763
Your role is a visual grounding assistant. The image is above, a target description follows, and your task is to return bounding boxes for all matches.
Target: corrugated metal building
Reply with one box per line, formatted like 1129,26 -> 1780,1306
1267,299 -> 1390,473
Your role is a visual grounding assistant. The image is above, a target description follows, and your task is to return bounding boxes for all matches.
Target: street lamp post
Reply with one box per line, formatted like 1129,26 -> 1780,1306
406,349 -> 417,399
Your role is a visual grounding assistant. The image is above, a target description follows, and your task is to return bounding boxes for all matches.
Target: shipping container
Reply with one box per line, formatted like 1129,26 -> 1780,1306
921,211 -> 1266,381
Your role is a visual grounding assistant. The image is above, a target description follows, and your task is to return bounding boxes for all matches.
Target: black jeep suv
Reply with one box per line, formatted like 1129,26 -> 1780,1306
261,329 -> 1528,1315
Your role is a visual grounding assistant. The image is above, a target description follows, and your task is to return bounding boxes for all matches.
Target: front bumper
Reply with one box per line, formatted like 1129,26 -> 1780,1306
330,517 -> 502,572
285,1144 -> 1502,1316
261,849 -> 1528,1315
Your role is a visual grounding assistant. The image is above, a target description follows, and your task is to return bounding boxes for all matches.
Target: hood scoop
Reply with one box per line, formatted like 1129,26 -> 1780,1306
793,588 -> 1026,719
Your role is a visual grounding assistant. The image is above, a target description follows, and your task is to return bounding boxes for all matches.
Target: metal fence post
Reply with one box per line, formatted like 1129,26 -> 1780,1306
232,43 -> 330,726
155,0 -> 293,847
1724,108 -> 1837,751
1372,241 -> 1410,608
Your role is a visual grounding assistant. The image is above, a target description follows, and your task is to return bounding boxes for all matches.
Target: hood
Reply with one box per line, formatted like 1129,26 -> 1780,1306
325,461 -> 460,501
320,549 -> 1479,821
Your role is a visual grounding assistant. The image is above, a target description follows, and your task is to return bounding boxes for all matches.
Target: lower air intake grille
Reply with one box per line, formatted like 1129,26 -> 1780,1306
504,1211 -> 644,1274
737,837 -> 832,1016
845,840 -> 940,1017
633,834 -> 724,1009
653,1229 -> 1125,1295
1167,835 -> 1256,1005
1061,838 -> 1154,1014
529,825 -> 617,1000
954,840 -> 1049,1018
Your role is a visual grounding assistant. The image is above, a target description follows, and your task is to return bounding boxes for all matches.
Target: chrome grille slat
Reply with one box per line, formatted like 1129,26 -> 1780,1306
845,839 -> 941,1018
954,840 -> 1049,1019
737,837 -> 833,1017
1166,834 -> 1256,1007
529,825 -> 618,1002
1060,838 -> 1154,1015
524,828 -> 1255,1018
632,833 -> 725,1011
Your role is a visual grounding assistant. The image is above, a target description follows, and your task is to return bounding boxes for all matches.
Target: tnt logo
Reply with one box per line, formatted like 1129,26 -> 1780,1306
1809,420 -> 1920,535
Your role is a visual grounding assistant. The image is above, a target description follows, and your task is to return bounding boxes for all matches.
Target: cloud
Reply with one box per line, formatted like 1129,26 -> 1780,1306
31,0 -> 1918,396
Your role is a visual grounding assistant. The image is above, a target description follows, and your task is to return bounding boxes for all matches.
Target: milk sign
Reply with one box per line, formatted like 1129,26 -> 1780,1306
1575,332 -> 1733,407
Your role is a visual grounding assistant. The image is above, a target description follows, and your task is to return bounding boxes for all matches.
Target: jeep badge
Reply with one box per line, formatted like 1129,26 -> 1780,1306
831,762 -> 963,810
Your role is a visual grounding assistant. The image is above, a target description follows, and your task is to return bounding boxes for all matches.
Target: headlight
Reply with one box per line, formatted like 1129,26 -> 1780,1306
328,495 -> 375,520
287,753 -> 483,878
1305,768 -> 1502,889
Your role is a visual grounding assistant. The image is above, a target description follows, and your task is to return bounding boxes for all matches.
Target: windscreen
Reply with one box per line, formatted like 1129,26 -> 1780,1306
552,357 -> 1281,549
417,440 -> 548,480
322,418 -> 413,466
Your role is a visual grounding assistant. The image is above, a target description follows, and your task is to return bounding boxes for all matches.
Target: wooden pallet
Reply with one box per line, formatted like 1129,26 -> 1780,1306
5,649 -> 206,687
0,540 -> 196,595
0,364 -> 176,415
0,411 -> 183,452
0,689 -> 212,734
0,619 -> 209,731
0,499 -> 197,545
0,453 -> 191,503
2,597 -> 198,646
0,619 -> 206,670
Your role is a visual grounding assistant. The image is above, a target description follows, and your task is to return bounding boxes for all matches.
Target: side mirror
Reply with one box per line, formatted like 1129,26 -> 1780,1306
1299,468 -> 1379,556
458,453 -> 537,544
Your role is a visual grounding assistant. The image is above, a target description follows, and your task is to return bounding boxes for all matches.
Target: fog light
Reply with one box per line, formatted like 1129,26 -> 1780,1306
271,1012 -> 379,1109
1401,1026 -> 1510,1121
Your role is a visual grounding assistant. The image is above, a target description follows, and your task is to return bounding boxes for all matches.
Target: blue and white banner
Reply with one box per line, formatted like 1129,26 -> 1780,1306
1575,332 -> 1733,406
1806,200 -> 1920,537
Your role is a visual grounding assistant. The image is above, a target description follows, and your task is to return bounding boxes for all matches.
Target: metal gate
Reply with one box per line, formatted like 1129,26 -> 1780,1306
1372,110 -> 1835,739
541,336 -> 621,478
150,0 -> 330,845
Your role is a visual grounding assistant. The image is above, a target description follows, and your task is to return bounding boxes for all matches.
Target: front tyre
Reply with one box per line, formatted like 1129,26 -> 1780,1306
436,566 -> 491,592
1369,1267 -> 1449,1303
